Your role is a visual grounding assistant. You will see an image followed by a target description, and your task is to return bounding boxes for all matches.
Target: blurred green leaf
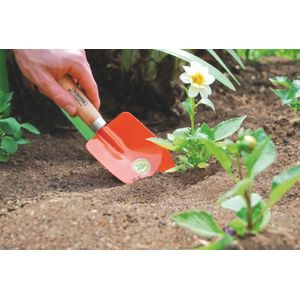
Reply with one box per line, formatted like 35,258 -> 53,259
17,138 -> 31,145
226,49 -> 245,69
220,193 -> 262,212
0,118 -> 21,139
228,219 -> 247,236
207,49 -> 240,85
213,115 -> 247,141
198,98 -> 215,112
1,136 -> 18,154
268,164 -> 300,207
270,76 -> 292,88
147,137 -> 178,151
158,49 -> 236,91
21,123 -> 40,135
0,152 -> 9,162
245,138 -> 276,178
198,234 -> 234,250
120,49 -> 136,72
172,210 -> 225,238
218,178 -> 253,204
203,139 -> 232,175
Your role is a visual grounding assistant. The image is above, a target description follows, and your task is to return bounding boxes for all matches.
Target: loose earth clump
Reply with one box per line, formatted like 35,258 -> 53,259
0,59 -> 299,249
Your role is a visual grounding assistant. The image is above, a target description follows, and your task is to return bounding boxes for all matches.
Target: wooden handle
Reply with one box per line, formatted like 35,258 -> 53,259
58,75 -> 105,130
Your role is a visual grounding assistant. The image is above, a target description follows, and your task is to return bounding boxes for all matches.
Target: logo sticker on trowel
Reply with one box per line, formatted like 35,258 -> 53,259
132,158 -> 151,175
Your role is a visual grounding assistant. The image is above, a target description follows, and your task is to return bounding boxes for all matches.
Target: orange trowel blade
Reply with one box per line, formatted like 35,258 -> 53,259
86,112 -> 175,184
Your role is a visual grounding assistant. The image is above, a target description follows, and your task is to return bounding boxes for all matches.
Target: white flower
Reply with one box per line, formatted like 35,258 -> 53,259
180,61 -> 215,98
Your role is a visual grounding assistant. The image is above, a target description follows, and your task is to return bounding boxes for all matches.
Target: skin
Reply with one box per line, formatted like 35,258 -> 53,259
12,49 -> 100,116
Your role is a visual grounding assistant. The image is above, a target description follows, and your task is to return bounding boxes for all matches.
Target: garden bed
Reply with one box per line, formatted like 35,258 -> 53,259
0,59 -> 299,249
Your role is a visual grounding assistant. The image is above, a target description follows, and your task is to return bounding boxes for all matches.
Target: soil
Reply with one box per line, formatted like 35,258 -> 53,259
0,59 -> 300,249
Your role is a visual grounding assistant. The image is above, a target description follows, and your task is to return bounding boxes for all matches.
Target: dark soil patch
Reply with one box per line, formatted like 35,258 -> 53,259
0,59 -> 299,249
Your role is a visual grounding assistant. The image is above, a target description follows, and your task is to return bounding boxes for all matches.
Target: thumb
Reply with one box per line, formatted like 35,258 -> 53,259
38,73 -> 78,116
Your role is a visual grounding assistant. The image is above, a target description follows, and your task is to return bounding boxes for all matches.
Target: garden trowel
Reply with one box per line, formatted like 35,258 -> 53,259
59,75 -> 175,184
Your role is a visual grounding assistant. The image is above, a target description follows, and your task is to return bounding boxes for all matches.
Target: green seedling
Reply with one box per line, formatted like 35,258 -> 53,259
147,61 -> 246,172
270,76 -> 300,120
0,90 -> 40,162
172,128 -> 300,249
148,114 -> 246,172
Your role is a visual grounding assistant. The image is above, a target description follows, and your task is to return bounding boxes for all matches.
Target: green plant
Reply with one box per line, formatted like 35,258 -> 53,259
147,61 -> 246,172
270,76 -> 300,117
0,90 -> 40,162
237,49 -> 300,61
172,128 -> 300,249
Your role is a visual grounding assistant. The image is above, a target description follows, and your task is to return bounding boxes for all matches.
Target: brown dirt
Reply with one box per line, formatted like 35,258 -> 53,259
0,60 -> 300,249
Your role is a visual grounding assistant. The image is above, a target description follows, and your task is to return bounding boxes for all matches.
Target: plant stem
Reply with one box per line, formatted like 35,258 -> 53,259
236,154 -> 252,231
190,98 -> 195,134
235,154 -> 243,180
244,189 -> 252,231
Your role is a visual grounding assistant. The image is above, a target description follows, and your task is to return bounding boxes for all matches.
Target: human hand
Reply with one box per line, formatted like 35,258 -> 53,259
13,49 -> 100,116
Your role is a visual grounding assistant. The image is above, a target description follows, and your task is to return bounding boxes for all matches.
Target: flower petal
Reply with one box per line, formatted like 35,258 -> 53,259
183,65 -> 192,75
188,85 -> 199,98
199,86 -> 210,99
205,73 -> 215,85
180,73 -> 191,84
190,61 -> 202,70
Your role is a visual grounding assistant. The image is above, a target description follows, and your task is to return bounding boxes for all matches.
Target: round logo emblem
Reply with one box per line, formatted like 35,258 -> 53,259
132,158 -> 151,175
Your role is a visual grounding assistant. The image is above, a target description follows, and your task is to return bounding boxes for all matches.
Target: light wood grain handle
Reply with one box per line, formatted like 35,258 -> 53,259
58,75 -> 106,131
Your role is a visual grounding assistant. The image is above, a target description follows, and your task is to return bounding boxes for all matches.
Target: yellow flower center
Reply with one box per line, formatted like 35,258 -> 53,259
191,72 -> 205,86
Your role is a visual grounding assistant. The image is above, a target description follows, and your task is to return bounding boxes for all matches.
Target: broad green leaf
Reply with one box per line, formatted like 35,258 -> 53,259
0,102 -> 10,115
20,123 -> 40,135
0,91 -> 13,114
168,133 -> 187,147
0,118 -> 21,139
213,116 -> 247,141
167,133 -> 175,142
228,219 -> 247,236
0,152 -> 9,162
147,137 -> 178,151
165,166 -> 180,173
17,138 -> 31,145
1,136 -> 18,154
220,193 -> 262,212
170,128 -> 190,147
198,98 -> 215,112
172,127 -> 190,137
197,162 -> 209,169
236,201 -> 270,233
172,210 -> 225,238
197,123 -> 214,141
226,49 -> 245,69
268,164 -> 300,207
272,89 -> 290,101
189,132 -> 207,140
203,140 -> 232,175
157,49 -> 236,91
270,76 -> 291,88
245,138 -> 276,178
207,49 -> 240,85
218,178 -> 253,204
198,234 -> 234,250
120,49 -> 136,72
252,206 -> 271,233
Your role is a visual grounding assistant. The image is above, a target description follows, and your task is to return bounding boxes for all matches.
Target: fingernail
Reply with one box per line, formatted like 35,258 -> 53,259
64,104 -> 77,116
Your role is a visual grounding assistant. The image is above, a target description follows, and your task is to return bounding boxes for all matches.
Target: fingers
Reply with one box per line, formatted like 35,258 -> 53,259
38,72 -> 78,116
69,62 -> 100,110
